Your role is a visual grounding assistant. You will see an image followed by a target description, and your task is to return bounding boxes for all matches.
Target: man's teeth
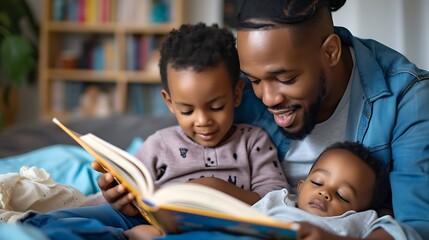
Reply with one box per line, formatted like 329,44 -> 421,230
278,111 -> 293,119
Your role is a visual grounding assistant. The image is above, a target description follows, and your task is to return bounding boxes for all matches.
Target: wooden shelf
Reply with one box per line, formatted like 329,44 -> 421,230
121,24 -> 180,34
47,22 -> 118,32
39,0 -> 183,118
125,71 -> 161,83
47,22 -> 179,34
48,69 -> 119,81
47,69 -> 161,83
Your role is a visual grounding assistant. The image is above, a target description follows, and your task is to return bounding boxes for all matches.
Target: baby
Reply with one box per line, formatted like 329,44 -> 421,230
254,141 -> 411,239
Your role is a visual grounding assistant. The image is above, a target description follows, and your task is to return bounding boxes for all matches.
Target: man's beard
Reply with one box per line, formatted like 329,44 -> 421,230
279,80 -> 326,140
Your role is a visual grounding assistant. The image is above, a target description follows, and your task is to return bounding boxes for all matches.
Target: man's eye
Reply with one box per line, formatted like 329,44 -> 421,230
337,192 -> 350,203
211,106 -> 225,111
246,77 -> 260,84
277,77 -> 296,84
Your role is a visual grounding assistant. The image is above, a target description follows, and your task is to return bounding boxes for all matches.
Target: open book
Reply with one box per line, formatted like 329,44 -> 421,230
53,118 -> 298,239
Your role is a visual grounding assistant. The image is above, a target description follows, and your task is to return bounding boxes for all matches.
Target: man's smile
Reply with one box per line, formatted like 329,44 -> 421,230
269,108 -> 299,128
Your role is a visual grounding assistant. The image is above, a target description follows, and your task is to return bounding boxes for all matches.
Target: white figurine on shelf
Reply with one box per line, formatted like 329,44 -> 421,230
77,85 -> 113,118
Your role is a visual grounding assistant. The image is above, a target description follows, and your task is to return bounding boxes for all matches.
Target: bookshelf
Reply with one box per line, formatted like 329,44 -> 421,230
39,0 -> 184,119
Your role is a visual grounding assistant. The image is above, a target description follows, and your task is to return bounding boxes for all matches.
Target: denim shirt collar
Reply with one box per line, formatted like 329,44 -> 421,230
334,26 -> 391,103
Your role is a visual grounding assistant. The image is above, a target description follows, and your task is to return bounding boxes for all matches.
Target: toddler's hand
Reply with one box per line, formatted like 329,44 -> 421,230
92,161 -> 139,216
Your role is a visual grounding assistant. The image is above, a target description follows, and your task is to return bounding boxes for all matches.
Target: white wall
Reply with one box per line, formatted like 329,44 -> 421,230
183,0 -> 223,25
333,0 -> 429,69
402,0 -> 429,69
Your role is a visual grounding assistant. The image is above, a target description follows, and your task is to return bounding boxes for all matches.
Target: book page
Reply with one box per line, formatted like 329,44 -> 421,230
80,133 -> 154,197
150,183 -> 270,220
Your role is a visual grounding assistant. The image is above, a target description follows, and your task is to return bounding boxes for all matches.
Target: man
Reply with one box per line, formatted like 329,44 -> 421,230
234,0 -> 429,239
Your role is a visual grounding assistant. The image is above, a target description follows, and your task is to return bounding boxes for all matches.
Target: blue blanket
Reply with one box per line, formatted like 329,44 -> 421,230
0,223 -> 255,240
0,137 -> 144,196
0,144 -> 100,196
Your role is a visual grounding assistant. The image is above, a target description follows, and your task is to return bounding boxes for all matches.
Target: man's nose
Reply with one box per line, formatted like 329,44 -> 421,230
260,81 -> 284,107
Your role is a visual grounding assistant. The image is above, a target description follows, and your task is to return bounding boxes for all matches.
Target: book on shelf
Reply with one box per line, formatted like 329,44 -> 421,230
92,43 -> 105,71
52,118 -> 299,239
66,0 -> 78,22
103,38 -> 116,70
99,0 -> 111,23
52,0 -> 114,24
52,0 -> 67,21
117,0 -> 152,24
52,0 -> 174,24
85,0 -> 97,24
128,83 -> 147,115
125,35 -> 137,71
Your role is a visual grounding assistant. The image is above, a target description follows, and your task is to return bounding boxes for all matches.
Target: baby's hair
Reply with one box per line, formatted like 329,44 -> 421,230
159,22 -> 240,93
314,141 -> 388,209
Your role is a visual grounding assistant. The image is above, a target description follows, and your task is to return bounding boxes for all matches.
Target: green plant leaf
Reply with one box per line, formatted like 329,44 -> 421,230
1,35 -> 35,85
0,11 -> 11,30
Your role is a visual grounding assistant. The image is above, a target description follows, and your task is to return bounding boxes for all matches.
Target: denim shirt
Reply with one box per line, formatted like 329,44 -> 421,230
234,26 -> 429,239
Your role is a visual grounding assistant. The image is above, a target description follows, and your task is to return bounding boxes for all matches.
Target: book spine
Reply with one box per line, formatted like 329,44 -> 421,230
103,39 -> 114,70
93,43 -> 105,71
139,36 -> 148,70
52,0 -> 67,21
125,35 -> 135,70
134,35 -> 140,71
99,0 -> 110,23
77,0 -> 86,22
85,0 -> 97,24
109,0 -> 117,23
67,0 -> 78,22
129,84 -> 146,115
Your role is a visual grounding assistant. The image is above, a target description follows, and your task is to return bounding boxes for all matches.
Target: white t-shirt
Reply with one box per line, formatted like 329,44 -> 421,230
283,48 -> 358,192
